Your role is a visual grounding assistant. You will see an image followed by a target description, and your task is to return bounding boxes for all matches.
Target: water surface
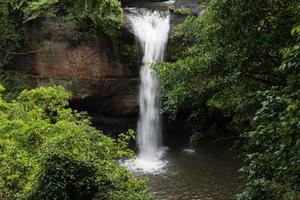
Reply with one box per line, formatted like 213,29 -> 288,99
137,149 -> 241,200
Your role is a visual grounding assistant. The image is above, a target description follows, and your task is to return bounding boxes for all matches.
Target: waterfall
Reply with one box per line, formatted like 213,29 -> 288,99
122,8 -> 170,173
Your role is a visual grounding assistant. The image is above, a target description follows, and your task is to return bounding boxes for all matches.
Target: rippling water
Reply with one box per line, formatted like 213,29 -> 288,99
136,149 -> 241,200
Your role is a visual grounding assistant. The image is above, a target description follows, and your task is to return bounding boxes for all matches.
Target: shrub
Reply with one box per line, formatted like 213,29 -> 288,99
0,86 -> 152,200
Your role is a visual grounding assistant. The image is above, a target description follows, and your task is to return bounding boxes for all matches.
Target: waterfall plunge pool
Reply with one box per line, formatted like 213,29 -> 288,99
122,147 -> 241,200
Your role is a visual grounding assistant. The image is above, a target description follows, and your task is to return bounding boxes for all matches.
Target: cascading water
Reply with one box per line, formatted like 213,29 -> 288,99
121,8 -> 170,173
119,10 -> 241,199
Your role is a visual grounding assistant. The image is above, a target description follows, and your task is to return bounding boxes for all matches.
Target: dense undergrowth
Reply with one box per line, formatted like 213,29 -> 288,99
0,85 -> 152,200
155,0 -> 300,199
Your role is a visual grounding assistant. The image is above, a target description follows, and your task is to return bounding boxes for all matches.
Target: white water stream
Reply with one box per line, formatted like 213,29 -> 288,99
121,8 -> 170,173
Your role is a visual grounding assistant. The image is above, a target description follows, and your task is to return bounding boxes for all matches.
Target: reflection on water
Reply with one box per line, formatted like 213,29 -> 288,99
136,149 -> 241,200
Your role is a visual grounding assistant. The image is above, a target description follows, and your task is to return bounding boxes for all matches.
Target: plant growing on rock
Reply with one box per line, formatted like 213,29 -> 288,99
174,7 -> 192,16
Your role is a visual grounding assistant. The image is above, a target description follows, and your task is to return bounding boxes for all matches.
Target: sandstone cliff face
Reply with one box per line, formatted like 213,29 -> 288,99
7,17 -> 139,133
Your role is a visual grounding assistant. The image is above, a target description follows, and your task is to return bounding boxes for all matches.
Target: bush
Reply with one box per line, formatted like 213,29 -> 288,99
0,86 -> 153,200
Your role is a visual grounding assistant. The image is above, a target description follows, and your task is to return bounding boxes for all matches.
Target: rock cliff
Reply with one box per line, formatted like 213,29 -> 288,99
7,17 -> 139,133
5,0 -> 203,133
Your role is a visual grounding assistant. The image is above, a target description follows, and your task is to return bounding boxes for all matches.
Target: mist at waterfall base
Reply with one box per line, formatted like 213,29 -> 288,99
120,9 -> 170,174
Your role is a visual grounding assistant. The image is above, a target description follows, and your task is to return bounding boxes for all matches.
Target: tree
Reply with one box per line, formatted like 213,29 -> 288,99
0,85 -> 152,200
155,0 -> 300,198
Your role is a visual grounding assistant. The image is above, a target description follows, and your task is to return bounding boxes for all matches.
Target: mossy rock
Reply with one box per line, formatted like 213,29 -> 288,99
174,7 -> 192,16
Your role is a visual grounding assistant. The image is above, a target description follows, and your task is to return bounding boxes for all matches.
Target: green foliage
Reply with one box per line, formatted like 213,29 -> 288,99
0,0 -> 24,67
156,0 -> 298,124
19,0 -> 60,25
66,0 -> 124,35
237,23 -> 300,200
237,87 -> 300,199
174,7 -> 192,16
0,0 -> 124,68
0,70 -> 30,101
155,0 -> 300,199
119,43 -> 139,72
0,86 -> 152,200
189,132 -> 204,148
10,0 -> 124,36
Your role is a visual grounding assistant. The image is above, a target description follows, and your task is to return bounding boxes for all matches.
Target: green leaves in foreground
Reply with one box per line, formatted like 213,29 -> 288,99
0,86 -> 152,200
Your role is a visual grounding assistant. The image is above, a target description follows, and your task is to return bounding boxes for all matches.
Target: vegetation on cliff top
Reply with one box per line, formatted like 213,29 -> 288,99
155,0 -> 300,199
0,0 -> 124,67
